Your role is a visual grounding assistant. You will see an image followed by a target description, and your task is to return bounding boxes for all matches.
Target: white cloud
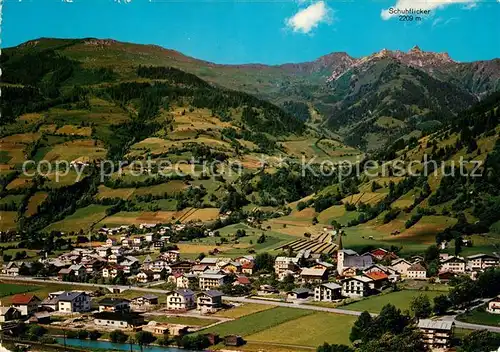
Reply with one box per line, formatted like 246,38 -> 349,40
381,0 -> 476,20
286,1 -> 332,34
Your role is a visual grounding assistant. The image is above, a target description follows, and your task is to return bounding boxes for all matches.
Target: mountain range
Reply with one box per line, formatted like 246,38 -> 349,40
3,38 -> 500,150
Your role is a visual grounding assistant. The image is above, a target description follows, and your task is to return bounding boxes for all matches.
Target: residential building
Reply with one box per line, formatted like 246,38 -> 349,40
93,312 -> 145,329
417,319 -> 454,350
98,298 -> 130,313
341,276 -> 373,298
364,271 -> 389,290
300,268 -> 327,284
199,257 -> 219,270
274,257 -> 298,275
241,262 -> 255,275
221,262 -> 242,274
196,290 -> 223,312
287,288 -> 310,300
407,263 -> 427,279
314,282 -> 342,302
487,297 -> 500,314
2,262 -> 23,276
168,272 -> 196,288
440,256 -> 466,274
199,271 -> 227,290
10,294 -> 41,316
466,254 -> 499,271
166,289 -> 195,311
233,275 -> 251,286
57,291 -> 91,313
390,258 -> 412,276
29,311 -> 51,324
131,295 -> 159,307
0,307 -> 21,322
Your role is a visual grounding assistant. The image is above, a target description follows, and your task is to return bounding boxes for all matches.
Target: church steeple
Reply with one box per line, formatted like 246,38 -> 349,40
337,232 -> 343,251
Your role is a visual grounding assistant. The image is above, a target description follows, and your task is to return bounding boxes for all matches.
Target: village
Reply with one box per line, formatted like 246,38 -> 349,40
0,221 -> 499,351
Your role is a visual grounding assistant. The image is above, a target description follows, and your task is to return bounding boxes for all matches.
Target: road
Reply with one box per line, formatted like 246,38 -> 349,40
3,275 -> 499,333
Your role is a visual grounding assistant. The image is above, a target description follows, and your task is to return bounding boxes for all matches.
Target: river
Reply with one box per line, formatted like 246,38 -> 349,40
55,338 -> 199,352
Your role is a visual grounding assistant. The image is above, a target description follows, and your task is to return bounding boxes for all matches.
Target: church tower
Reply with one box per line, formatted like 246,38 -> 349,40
336,232 -> 344,275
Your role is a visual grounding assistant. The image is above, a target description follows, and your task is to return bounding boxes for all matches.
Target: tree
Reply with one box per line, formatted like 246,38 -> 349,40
460,329 -> 500,352
410,294 -> 432,319
424,245 -> 439,262
88,330 -> 101,340
135,331 -> 156,350
350,311 -> 373,342
449,276 -> 477,308
2,254 -> 12,262
454,236 -> 462,256
254,252 -> 274,272
369,304 -> 410,338
317,343 -> 354,352
77,329 -> 89,340
110,329 -> 128,343
433,294 -> 451,315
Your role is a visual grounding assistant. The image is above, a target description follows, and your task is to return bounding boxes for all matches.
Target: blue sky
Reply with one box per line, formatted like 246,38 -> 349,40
2,0 -> 499,64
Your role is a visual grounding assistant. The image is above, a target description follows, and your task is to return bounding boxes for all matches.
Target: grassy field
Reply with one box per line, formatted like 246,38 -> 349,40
342,290 -> 443,314
201,307 -> 312,336
457,306 -> 500,327
0,211 -> 18,231
25,192 -> 48,216
194,222 -> 295,257
0,283 -> 39,297
146,315 -> 219,327
43,204 -> 110,233
215,303 -> 276,318
246,312 -> 356,347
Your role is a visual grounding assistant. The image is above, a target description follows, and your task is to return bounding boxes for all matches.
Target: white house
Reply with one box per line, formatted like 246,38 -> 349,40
407,263 -> 427,279
166,289 -> 195,311
57,291 -> 91,313
466,254 -> 499,271
199,271 -> 226,290
440,256 -> 466,274
390,258 -> 412,276
314,282 -> 342,302
341,276 -> 373,298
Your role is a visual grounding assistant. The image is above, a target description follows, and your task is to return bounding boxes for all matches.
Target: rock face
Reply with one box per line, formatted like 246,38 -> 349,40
323,46 -> 456,83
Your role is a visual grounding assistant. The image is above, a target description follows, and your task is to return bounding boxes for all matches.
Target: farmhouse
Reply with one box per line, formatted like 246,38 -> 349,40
166,289 -> 195,311
314,282 -> 342,302
407,263 -> 427,279
94,312 -> 145,329
341,276 -> 373,298
417,319 -> 454,350
10,294 -> 41,316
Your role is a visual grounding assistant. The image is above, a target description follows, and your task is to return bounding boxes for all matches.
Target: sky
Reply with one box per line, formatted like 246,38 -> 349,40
2,0 -> 499,65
